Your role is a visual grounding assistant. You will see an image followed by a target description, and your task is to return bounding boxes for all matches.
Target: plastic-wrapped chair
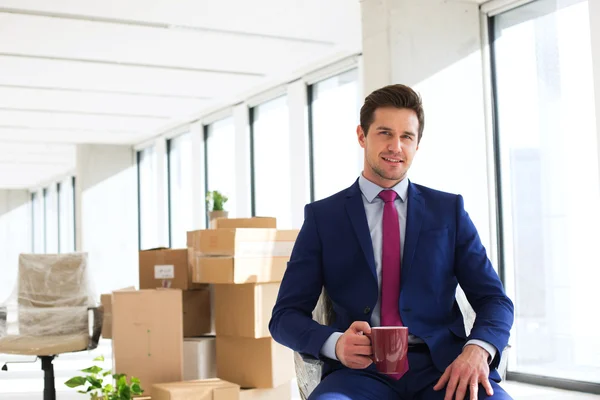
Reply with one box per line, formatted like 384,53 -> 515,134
294,287 -> 509,399
0,253 -> 103,400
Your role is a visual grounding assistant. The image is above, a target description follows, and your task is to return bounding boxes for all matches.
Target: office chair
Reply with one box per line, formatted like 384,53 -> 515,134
0,253 -> 103,400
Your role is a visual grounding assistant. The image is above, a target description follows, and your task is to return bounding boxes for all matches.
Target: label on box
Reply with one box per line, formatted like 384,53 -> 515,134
155,264 -> 175,279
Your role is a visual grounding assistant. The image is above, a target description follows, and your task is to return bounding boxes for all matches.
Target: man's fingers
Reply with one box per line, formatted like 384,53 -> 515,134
433,367 -> 451,391
454,377 -> 468,400
351,344 -> 373,356
481,377 -> 494,396
469,378 -> 478,400
444,374 -> 460,400
349,320 -> 372,334
347,335 -> 371,347
347,355 -> 373,369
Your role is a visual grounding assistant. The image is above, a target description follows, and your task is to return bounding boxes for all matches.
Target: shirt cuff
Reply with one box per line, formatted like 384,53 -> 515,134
320,332 -> 344,361
465,339 -> 497,364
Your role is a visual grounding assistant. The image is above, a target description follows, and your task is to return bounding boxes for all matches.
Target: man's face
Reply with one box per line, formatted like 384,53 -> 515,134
357,107 -> 420,188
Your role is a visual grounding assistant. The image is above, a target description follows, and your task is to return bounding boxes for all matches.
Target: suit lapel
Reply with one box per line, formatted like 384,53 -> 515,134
403,182 -> 423,276
345,181 -> 377,280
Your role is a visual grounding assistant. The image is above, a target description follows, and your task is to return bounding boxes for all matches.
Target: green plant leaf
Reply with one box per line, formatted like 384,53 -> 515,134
93,355 -> 105,362
82,365 -> 103,374
103,383 -> 114,393
102,370 -> 112,377
65,376 -> 86,388
130,377 -> 140,385
86,375 -> 103,389
77,389 -> 88,394
131,383 -> 142,394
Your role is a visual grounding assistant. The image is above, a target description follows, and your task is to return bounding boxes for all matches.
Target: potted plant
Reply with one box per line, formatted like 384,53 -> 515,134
206,190 -> 229,228
64,355 -> 144,400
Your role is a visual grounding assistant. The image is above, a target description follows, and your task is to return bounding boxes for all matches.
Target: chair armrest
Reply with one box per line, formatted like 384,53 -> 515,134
87,305 -> 104,350
298,352 -> 325,366
0,306 -> 6,337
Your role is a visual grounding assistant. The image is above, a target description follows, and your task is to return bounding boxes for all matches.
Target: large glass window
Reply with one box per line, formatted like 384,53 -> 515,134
168,133 -> 194,248
251,96 -> 292,228
206,117 -> 237,220
492,0 -> 599,383
58,176 -> 75,253
138,146 -> 161,250
44,185 -> 59,253
310,69 -> 362,200
31,192 -> 44,253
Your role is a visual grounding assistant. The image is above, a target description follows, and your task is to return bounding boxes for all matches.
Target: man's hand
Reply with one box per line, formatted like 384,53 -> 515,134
433,344 -> 494,400
335,321 -> 373,369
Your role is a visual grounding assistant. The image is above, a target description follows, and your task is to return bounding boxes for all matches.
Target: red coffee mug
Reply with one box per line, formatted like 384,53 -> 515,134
366,326 -> 409,374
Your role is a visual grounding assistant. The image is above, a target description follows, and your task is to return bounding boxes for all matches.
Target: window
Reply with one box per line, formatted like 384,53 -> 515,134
251,96 -> 292,228
309,69 -> 362,200
491,0 -> 599,383
168,133 -> 194,248
58,177 -> 75,253
206,117 -> 236,220
138,146 -> 161,250
31,192 -> 44,253
44,185 -> 59,253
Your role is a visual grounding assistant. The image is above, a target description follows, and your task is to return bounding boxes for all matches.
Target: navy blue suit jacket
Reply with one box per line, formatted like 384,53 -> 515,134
269,180 -> 514,381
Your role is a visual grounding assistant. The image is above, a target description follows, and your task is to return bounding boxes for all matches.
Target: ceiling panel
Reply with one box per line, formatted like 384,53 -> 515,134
0,109 -> 165,132
0,13 -> 336,75
0,86 -> 211,118
0,0 -> 361,44
0,127 -> 146,144
0,55 -> 265,98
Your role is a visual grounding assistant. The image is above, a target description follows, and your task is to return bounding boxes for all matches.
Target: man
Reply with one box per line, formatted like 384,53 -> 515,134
269,84 -> 514,400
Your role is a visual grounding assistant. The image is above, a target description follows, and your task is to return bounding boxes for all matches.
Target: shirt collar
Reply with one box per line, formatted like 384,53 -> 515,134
358,173 -> 409,204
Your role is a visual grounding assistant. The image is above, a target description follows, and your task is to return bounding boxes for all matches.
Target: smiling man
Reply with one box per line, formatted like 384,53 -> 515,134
269,84 -> 514,400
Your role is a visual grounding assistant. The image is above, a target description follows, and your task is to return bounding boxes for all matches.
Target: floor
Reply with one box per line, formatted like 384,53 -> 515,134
1,341 -> 598,399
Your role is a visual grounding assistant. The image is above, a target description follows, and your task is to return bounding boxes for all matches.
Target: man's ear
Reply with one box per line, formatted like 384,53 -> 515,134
357,125 -> 366,149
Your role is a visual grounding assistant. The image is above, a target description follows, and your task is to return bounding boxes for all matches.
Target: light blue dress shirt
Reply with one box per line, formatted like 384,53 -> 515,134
320,174 -> 496,363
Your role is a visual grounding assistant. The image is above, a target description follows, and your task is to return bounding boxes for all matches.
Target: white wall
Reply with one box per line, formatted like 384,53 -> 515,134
0,190 -> 31,302
76,144 -> 138,295
361,0 -> 493,253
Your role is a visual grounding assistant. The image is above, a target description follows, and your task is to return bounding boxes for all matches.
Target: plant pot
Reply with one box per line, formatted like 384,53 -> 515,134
208,210 -> 229,229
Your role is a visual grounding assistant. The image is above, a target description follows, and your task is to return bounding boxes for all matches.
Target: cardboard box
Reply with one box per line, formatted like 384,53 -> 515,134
216,337 -> 294,389
215,283 -> 279,338
193,256 -> 288,284
214,217 -> 277,229
183,289 -> 211,337
187,229 -> 298,257
239,382 -> 292,400
112,290 -> 184,396
152,379 -> 239,400
100,286 -> 135,339
183,337 -> 216,381
140,248 -> 204,291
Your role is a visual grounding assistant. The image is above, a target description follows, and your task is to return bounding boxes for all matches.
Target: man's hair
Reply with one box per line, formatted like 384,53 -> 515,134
360,84 -> 425,142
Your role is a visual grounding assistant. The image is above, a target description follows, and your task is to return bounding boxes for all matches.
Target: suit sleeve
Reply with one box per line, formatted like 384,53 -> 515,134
454,194 -> 514,369
268,204 -> 338,359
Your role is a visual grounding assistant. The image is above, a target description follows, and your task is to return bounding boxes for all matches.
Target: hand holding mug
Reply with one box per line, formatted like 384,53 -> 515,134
335,321 -> 373,369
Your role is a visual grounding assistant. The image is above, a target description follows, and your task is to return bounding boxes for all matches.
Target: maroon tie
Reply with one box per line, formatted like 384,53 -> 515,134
378,189 -> 409,379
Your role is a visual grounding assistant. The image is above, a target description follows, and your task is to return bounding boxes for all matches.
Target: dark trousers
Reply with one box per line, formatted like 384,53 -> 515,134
308,349 -> 512,400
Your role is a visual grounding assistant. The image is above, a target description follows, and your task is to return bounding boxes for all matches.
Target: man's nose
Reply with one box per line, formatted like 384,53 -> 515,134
388,137 -> 402,153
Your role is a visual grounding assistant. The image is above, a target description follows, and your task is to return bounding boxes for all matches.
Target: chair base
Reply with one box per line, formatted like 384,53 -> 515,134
41,356 -> 56,400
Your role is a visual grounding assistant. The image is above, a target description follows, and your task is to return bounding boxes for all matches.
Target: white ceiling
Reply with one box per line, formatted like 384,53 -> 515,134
0,0 -> 361,189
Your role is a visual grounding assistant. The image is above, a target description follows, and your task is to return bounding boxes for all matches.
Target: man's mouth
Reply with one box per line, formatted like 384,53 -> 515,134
382,156 -> 403,163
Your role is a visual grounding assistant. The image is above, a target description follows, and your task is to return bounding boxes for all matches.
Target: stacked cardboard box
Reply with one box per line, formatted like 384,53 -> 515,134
188,217 -> 298,396
138,247 -> 211,337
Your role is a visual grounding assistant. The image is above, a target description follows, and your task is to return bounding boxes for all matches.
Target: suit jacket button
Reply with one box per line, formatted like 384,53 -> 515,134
364,307 -> 371,314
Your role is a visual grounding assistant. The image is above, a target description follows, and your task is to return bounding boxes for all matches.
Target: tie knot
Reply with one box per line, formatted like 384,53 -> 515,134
378,190 -> 398,203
